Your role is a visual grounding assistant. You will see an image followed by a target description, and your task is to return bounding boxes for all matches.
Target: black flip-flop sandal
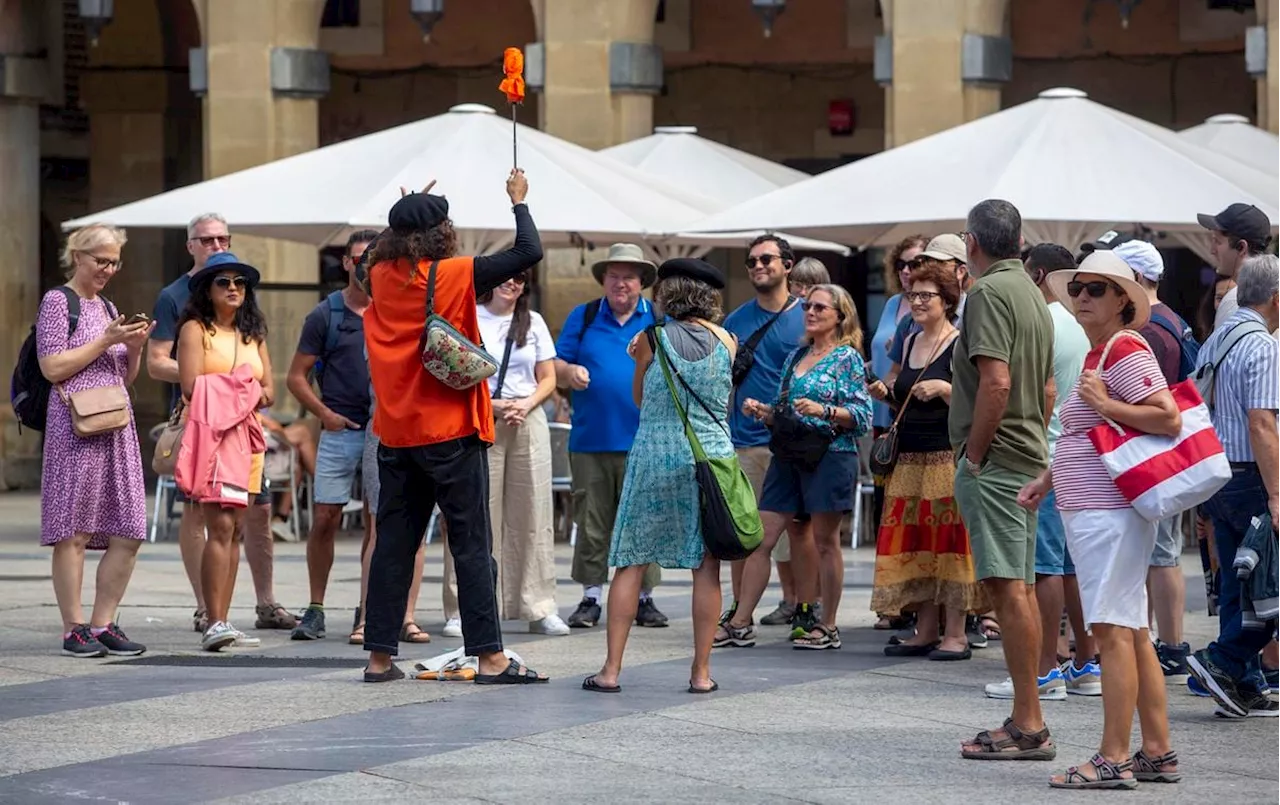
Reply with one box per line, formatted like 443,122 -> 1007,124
688,680 -> 719,694
582,674 -> 621,693
474,658 -> 550,685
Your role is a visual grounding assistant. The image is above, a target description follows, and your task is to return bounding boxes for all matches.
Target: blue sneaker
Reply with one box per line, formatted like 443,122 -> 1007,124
1264,666 -> 1278,693
1187,675 -> 1212,697
984,667 -> 1066,700
1061,659 -> 1102,696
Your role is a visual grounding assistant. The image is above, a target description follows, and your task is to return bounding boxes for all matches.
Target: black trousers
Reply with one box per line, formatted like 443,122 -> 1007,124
366,435 -> 503,657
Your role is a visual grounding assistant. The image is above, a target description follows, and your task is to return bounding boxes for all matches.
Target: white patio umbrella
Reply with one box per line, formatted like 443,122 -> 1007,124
62,104 -> 715,255
684,88 -> 1279,251
600,126 -> 850,259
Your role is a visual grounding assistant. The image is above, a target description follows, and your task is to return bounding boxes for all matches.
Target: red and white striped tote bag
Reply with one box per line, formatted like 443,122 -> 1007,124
1088,334 -> 1232,522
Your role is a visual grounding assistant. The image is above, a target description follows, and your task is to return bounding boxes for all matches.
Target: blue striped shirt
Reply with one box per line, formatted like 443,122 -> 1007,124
1196,308 -> 1279,462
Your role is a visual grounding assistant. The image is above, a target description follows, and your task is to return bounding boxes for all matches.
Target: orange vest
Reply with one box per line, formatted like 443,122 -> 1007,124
365,255 -> 495,448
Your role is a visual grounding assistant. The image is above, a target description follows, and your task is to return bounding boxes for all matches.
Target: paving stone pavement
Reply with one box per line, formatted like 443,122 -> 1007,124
0,492 -> 1275,804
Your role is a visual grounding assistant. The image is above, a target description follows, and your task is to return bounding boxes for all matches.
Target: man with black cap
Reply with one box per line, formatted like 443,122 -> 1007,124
358,169 -> 548,684
1198,203 -> 1272,331
554,243 -> 668,630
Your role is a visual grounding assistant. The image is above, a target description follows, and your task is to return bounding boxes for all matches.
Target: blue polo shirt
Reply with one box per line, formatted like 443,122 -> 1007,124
556,297 -> 656,453
723,299 -> 806,448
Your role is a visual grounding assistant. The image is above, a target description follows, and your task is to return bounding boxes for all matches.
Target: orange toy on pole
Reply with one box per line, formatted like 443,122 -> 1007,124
498,47 -> 525,169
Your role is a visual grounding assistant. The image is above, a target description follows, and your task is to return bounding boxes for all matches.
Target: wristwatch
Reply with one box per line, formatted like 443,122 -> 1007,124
964,456 -> 983,474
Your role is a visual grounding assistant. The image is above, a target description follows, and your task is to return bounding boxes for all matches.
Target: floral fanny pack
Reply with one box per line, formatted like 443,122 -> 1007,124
419,260 -> 498,390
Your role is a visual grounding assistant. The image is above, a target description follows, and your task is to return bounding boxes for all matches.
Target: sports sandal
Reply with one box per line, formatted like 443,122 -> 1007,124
1131,749 -> 1181,783
961,717 -> 1056,761
1049,754 -> 1137,789
793,624 -> 841,650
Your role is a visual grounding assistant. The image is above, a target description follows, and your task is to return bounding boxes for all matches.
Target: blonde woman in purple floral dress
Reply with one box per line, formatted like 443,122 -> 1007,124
37,224 -> 153,658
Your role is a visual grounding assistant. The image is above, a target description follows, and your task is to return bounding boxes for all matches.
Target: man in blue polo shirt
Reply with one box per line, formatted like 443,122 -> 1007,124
555,243 -> 666,629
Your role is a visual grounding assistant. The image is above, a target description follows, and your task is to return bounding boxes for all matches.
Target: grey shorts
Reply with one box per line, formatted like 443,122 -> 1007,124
1148,515 -> 1183,567
362,427 -> 380,513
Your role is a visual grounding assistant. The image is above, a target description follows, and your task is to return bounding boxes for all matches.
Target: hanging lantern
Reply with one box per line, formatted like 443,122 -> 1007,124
409,0 -> 445,42
78,0 -> 114,47
751,0 -> 786,38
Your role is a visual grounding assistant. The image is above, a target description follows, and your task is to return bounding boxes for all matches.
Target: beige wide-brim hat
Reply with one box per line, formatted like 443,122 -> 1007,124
1046,250 -> 1151,330
590,243 -> 657,288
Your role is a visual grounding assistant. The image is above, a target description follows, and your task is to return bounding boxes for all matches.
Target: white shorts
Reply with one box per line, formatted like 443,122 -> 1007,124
1062,507 -> 1158,631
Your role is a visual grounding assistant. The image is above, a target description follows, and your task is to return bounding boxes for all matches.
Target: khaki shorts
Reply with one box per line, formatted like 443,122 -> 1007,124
738,446 -> 791,561
954,460 -> 1038,584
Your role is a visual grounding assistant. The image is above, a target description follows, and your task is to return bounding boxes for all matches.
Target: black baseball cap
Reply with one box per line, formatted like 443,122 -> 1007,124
1197,203 -> 1272,245
1077,229 -> 1136,256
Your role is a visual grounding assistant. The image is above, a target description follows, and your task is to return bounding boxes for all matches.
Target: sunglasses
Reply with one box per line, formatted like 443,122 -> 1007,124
894,259 -> 911,272
904,291 -> 941,303
504,276 -> 527,286
1066,280 -> 1120,299
746,254 -> 784,268
801,300 -> 836,314
213,275 -> 248,290
193,235 -> 231,248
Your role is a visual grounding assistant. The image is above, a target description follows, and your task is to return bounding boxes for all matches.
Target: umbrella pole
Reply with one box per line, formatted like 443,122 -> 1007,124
510,104 -> 518,170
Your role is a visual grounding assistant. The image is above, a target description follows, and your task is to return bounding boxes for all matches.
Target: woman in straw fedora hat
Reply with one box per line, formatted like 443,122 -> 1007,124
1015,250 -> 1182,789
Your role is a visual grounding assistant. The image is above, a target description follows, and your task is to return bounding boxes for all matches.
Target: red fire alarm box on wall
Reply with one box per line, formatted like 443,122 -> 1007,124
828,100 -> 855,136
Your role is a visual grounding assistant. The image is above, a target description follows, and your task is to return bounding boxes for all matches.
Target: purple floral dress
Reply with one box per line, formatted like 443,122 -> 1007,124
36,289 -> 146,548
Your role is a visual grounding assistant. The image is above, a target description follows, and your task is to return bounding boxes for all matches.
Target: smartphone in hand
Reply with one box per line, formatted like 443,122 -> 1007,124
125,313 -> 151,326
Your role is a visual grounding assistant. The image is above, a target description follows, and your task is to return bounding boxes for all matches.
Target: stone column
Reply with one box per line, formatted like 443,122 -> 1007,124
878,0 -> 1010,148
0,0 -> 47,488
1253,0 -> 1278,134
193,0 -> 326,415
528,0 -> 662,331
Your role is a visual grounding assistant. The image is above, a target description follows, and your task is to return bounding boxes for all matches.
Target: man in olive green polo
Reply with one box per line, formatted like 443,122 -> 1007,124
951,199 -> 1058,761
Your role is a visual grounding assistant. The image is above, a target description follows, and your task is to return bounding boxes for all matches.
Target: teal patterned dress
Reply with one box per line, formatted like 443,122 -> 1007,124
610,326 -> 734,570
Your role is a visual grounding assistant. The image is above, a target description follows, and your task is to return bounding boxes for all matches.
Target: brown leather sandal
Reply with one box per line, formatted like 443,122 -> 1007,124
400,622 -> 431,643
1049,754 -> 1137,789
961,717 -> 1056,761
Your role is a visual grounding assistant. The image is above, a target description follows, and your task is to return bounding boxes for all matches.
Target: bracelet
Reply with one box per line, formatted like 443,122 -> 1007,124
824,405 -> 834,420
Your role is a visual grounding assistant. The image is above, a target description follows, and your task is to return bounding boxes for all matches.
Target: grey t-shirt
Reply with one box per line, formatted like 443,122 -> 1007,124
663,319 -> 716,362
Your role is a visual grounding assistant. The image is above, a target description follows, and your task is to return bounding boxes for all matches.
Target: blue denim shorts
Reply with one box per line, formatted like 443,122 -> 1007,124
1034,488 -> 1075,576
313,427 -> 366,505
759,450 -> 858,515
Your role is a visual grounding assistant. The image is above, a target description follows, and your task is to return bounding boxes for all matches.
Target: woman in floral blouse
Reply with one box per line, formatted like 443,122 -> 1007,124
718,284 -> 873,651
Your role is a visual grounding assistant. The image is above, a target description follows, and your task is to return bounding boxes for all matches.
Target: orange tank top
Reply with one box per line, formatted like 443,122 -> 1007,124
365,256 -> 494,448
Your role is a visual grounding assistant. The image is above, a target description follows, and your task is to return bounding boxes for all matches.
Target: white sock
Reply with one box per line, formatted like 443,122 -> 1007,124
584,585 -> 602,603
639,590 -> 653,603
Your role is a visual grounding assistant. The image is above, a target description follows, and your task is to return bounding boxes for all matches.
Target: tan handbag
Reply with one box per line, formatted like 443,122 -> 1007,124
152,400 -> 186,475
60,385 -> 131,438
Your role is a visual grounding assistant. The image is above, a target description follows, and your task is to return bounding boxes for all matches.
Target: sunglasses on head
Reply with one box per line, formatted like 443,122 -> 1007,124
213,275 -> 248,290
1066,280 -> 1120,299
746,254 -> 784,268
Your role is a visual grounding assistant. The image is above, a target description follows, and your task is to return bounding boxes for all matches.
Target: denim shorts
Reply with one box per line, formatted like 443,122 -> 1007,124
759,450 -> 858,515
1034,488 -> 1075,576
313,427 -> 365,505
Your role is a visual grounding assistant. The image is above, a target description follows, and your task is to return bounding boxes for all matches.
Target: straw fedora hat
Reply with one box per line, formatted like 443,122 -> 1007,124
591,243 -> 657,288
1046,250 -> 1151,330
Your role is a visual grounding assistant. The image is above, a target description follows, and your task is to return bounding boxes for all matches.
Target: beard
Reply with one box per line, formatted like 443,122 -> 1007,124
750,271 -> 786,292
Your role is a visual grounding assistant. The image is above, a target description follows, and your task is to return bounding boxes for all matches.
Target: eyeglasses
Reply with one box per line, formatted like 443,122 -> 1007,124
213,275 -> 248,290
193,235 -> 231,248
801,301 -> 835,314
1066,280 -> 1119,299
904,291 -> 941,303
746,254 -> 783,268
82,253 -> 120,270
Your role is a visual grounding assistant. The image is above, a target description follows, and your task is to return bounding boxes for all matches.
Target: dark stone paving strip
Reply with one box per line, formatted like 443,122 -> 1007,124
0,631 -> 904,805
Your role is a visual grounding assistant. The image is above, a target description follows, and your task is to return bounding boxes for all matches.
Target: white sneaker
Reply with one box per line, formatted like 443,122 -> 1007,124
442,617 -> 462,638
201,621 -> 238,652
228,624 -> 261,647
984,668 -> 1067,701
529,614 -> 571,636
1062,659 -> 1103,696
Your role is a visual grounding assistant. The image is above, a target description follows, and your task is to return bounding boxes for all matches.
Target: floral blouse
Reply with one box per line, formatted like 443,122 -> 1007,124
774,344 -> 874,453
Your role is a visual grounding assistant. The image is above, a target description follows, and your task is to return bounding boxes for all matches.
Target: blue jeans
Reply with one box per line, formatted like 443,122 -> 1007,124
1203,465 -> 1271,694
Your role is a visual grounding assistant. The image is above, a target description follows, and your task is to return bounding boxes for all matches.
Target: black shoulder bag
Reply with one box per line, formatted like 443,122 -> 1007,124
767,347 -> 838,472
868,332 -> 948,477
491,334 -> 517,400
731,296 -> 796,386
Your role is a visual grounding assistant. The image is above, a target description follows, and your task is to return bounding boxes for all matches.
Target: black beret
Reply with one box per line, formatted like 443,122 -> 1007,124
388,193 -> 450,234
657,258 -> 725,290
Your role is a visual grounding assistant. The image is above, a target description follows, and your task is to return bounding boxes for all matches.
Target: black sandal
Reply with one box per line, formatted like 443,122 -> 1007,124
1131,749 -> 1181,783
582,674 -> 621,693
688,679 -> 719,694
474,658 -> 550,685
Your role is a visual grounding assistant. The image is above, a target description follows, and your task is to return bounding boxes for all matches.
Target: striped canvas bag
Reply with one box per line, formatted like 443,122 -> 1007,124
1088,331 -> 1232,522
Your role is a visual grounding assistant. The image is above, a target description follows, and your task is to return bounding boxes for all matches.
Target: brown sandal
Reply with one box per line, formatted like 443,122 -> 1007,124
192,609 -> 209,634
349,624 -> 365,645
254,603 -> 298,630
400,622 -> 431,643
961,717 -> 1056,761
1049,753 -> 1137,789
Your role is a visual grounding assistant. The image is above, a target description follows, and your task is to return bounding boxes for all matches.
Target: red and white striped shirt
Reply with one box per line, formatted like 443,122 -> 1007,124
1052,333 -> 1167,511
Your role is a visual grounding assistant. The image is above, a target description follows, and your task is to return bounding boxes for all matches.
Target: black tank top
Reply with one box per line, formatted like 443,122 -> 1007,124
892,333 -> 955,453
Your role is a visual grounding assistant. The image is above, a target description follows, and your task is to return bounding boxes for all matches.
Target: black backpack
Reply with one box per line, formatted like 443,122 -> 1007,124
10,287 -> 114,433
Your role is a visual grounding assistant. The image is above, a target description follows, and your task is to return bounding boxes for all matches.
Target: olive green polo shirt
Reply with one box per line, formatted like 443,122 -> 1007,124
948,258 -> 1054,477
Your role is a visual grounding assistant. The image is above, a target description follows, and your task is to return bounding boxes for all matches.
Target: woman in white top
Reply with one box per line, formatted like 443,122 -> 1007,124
442,271 -> 567,635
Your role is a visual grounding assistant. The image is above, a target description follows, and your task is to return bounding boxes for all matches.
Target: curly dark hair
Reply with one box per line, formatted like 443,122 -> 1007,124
883,234 -> 928,294
654,275 -> 723,323
477,270 -> 534,347
366,220 -> 459,283
178,276 -> 268,345
904,259 -> 962,320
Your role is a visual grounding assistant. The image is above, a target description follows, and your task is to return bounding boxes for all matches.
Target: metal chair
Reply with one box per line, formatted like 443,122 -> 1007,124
263,433 -> 302,541
850,436 -> 876,549
548,422 -> 576,544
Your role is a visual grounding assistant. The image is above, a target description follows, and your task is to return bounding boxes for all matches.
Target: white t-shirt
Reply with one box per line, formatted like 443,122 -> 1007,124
476,305 -> 556,399
1214,286 -> 1239,331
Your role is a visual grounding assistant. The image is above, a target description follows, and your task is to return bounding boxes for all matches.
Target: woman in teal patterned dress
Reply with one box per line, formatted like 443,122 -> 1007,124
583,259 -> 736,695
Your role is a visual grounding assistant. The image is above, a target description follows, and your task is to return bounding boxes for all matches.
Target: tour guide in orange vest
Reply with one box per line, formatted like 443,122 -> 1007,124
358,169 -> 549,684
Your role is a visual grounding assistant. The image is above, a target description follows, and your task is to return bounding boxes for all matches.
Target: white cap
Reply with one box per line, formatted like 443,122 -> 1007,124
1111,240 -> 1164,283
